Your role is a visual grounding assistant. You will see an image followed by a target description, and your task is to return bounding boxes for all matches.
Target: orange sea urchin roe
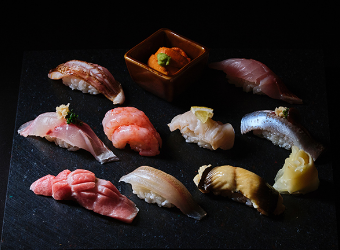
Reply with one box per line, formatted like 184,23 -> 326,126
147,47 -> 191,75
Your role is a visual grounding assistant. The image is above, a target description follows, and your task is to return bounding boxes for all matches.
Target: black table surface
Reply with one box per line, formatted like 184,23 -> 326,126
2,7 -> 338,249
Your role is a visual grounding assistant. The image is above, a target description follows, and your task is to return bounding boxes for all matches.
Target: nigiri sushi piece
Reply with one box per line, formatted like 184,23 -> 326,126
273,146 -> 319,194
102,107 -> 162,156
119,166 -> 207,220
18,104 -> 118,164
193,164 -> 285,216
30,169 -> 139,223
209,58 -> 302,104
240,107 -> 324,160
48,60 -> 125,104
168,107 -> 235,150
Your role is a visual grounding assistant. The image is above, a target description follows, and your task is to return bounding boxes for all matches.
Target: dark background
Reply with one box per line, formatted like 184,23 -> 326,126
1,3 -> 338,248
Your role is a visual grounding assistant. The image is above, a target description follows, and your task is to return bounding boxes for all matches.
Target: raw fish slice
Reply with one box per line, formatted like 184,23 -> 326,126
102,107 -> 162,156
168,110 -> 234,150
30,169 -> 139,223
240,110 -> 324,160
48,60 -> 125,104
209,58 -> 302,104
193,165 -> 285,216
111,125 -> 161,156
102,107 -> 162,146
18,112 -> 118,164
119,166 -> 207,220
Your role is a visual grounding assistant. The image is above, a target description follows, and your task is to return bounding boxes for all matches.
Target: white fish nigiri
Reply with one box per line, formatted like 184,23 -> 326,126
48,60 -> 125,104
168,110 -> 235,150
119,166 -> 207,220
18,104 -> 118,164
209,58 -> 302,104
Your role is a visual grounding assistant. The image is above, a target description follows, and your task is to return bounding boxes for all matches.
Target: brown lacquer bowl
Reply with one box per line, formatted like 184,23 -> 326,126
124,28 -> 209,102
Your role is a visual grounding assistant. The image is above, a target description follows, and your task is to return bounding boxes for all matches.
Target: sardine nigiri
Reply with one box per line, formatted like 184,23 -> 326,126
209,58 -> 302,104
240,109 -> 324,161
119,166 -> 207,220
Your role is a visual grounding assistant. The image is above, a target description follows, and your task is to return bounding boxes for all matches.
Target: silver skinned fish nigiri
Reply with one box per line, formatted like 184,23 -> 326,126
240,109 -> 324,161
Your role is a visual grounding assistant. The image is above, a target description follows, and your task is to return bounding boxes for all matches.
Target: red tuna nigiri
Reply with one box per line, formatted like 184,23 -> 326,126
30,169 -> 139,223
18,104 -> 118,164
209,58 -> 302,104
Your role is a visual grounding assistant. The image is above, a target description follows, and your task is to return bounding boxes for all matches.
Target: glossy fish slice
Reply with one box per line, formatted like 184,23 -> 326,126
30,169 -> 139,223
209,58 -> 302,104
119,166 -> 207,220
194,165 -> 285,216
48,60 -> 125,104
240,110 -> 324,160
102,107 -> 162,156
18,112 -> 118,164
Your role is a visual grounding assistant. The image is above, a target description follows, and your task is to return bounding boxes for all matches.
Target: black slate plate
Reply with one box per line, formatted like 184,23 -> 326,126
1,49 -> 337,249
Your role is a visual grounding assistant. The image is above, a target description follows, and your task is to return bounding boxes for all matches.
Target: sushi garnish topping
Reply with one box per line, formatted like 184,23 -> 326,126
56,103 -> 82,125
65,109 -> 82,125
190,106 -> 214,123
56,103 -> 70,119
157,53 -> 171,66
274,106 -> 289,118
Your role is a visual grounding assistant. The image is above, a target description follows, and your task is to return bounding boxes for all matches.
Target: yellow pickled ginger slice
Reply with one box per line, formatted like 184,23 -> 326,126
273,146 -> 319,194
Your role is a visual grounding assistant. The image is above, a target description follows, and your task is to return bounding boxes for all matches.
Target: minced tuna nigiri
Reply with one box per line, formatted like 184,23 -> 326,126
18,104 -> 118,164
209,58 -> 302,104
48,60 -> 125,104
102,107 -> 162,156
30,169 -> 139,223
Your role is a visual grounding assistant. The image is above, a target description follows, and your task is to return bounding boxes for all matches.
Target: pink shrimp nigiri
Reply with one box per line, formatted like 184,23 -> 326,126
102,107 -> 162,156
30,169 -> 139,223
209,58 -> 302,104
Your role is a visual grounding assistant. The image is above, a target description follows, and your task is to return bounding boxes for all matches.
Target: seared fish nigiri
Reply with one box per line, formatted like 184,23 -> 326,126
48,60 -> 125,104
18,104 -> 118,164
273,146 -> 319,194
30,169 -> 139,223
194,165 -> 285,216
240,107 -> 324,161
209,58 -> 302,104
119,166 -> 207,220
168,108 -> 235,150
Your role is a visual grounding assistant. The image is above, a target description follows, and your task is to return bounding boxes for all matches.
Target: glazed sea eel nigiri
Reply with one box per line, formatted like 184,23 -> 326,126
30,169 -> 139,223
194,164 -> 285,216
102,107 -> 162,156
18,104 -> 118,164
209,58 -> 302,104
48,60 -> 125,104
240,107 -> 324,161
120,166 -> 207,220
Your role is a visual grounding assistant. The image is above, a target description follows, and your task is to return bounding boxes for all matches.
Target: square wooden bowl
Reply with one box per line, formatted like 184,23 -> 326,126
124,28 -> 209,102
